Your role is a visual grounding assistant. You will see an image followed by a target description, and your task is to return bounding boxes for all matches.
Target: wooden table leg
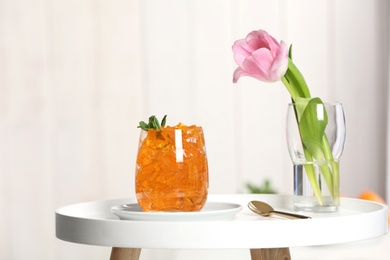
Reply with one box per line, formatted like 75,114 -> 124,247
250,248 -> 291,260
110,248 -> 141,260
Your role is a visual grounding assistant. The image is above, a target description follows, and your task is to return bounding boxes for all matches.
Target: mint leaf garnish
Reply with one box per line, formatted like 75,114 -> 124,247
137,115 -> 167,131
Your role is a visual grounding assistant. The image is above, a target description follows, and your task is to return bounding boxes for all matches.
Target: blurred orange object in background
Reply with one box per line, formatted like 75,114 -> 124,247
359,190 -> 389,224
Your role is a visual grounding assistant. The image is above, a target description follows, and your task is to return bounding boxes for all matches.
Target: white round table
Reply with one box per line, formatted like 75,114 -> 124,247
55,194 -> 388,260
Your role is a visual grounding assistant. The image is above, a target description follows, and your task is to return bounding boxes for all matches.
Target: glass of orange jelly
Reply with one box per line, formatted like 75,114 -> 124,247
135,124 -> 208,212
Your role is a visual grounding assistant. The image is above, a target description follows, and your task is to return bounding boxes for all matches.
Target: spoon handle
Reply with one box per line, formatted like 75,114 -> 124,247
271,210 -> 311,219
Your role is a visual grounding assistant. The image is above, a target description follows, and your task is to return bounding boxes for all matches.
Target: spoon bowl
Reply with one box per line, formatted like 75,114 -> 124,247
248,200 -> 311,219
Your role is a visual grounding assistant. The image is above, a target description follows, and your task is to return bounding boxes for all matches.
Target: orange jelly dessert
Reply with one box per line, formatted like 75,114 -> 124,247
135,124 -> 208,212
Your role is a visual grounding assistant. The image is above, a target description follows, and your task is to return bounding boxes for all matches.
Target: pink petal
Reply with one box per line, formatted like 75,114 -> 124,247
269,41 -> 289,79
263,32 -> 281,57
240,54 -> 272,82
232,29 -> 289,83
233,67 -> 250,83
232,39 -> 252,66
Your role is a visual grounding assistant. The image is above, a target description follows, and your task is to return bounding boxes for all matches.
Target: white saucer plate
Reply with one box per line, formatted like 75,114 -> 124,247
111,202 -> 242,221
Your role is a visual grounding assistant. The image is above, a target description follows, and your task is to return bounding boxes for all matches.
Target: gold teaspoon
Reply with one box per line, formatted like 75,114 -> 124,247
248,200 -> 311,219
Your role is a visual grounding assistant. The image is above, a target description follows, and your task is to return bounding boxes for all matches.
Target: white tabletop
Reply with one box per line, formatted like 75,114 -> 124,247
55,194 -> 388,249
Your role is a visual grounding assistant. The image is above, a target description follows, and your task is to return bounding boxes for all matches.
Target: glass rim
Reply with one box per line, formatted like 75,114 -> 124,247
288,101 -> 343,106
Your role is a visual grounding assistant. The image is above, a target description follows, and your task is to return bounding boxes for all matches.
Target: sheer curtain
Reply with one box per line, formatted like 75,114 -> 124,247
387,0 -> 390,204
388,90 -> 390,204
386,19 -> 390,203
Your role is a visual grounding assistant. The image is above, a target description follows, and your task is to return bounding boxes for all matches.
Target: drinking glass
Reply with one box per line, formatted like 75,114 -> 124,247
135,125 -> 208,212
286,102 -> 346,212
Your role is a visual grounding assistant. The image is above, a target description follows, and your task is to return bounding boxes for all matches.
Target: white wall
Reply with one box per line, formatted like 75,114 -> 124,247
0,0 -> 388,259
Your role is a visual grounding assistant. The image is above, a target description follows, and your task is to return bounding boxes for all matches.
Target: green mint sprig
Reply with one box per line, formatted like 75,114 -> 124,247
137,115 -> 167,131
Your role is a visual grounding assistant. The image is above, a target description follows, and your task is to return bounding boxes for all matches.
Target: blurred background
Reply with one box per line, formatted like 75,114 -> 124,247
0,0 -> 389,259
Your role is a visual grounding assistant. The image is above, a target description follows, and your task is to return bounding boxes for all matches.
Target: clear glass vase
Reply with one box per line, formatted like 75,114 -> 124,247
135,125 -> 209,212
286,102 -> 346,212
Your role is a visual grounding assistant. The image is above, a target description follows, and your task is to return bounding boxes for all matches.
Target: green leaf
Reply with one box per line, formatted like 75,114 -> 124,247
246,179 -> 277,194
285,59 -> 311,99
137,121 -> 150,131
295,97 -> 327,160
288,44 -> 293,60
294,98 -> 339,204
137,115 -> 168,131
161,115 -> 167,127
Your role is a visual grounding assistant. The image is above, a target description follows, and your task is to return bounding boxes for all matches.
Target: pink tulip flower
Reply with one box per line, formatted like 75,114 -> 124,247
232,30 -> 289,83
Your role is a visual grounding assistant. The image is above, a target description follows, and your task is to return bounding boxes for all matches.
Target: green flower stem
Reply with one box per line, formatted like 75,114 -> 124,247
309,135 -> 335,201
303,148 -> 325,205
330,161 -> 340,204
322,134 -> 340,203
281,76 -> 297,99
319,163 -> 334,196
322,135 -> 333,160
283,59 -> 311,99
282,73 -> 327,205
283,58 -> 340,206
